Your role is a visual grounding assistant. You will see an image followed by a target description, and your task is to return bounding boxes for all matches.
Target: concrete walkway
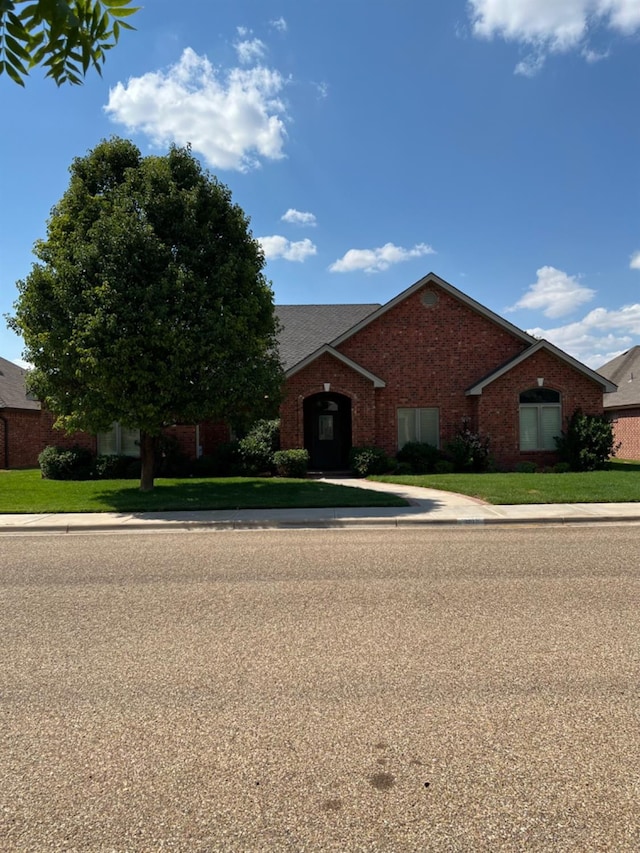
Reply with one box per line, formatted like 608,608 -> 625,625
1,476 -> 639,532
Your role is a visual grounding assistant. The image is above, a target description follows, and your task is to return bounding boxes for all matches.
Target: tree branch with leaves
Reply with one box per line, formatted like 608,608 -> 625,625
0,0 -> 139,85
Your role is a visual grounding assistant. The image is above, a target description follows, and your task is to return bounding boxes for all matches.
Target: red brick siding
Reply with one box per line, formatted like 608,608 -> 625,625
476,349 -> 604,467
0,409 -> 50,468
608,408 -> 640,460
199,421 -> 231,456
335,286 -> 530,455
40,410 -> 97,459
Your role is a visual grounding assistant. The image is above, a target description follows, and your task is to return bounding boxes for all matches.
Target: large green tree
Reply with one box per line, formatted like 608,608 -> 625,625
0,0 -> 139,85
9,137 -> 284,490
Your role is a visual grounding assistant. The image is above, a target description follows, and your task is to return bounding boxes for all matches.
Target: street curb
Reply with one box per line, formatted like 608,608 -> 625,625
1,514 -> 639,533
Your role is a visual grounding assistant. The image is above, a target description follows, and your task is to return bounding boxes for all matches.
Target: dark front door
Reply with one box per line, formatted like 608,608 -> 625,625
303,393 -> 352,471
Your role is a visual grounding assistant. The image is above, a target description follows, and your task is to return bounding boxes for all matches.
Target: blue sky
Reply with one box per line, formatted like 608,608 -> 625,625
2,0 -> 640,368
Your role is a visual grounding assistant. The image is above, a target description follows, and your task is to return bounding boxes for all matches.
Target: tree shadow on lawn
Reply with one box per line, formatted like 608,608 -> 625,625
93,478 -> 409,513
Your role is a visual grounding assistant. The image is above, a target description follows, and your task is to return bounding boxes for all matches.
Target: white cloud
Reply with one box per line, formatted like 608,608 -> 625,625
329,242 -> 436,274
258,235 -> 317,262
235,37 -> 266,64
529,303 -> 640,367
281,208 -> 317,226
468,0 -> 640,72
507,266 -> 596,318
105,47 -> 288,172
270,17 -> 288,33
630,251 -> 640,269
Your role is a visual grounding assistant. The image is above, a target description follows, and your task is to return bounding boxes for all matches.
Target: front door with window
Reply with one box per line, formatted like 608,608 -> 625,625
303,392 -> 352,470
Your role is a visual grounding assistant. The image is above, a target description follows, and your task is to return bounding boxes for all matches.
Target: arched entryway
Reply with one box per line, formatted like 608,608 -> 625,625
303,392 -> 352,471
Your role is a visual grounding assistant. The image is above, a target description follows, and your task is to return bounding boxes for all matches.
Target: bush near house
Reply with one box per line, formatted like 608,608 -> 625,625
237,419 -> 280,475
349,446 -> 390,477
273,449 -> 309,478
445,424 -> 491,472
396,442 -> 441,474
555,410 -> 620,471
38,445 -> 94,480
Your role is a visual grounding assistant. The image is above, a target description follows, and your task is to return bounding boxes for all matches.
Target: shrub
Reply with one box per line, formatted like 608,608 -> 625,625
445,424 -> 491,472
553,462 -> 571,474
555,410 -> 620,471
396,442 -> 441,474
349,446 -> 389,477
273,449 -> 309,478
514,461 -> 538,474
93,454 -> 140,479
38,445 -> 94,480
237,418 -> 280,475
434,459 -> 455,474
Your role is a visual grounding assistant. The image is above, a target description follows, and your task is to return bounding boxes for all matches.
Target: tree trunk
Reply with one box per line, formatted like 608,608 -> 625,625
139,431 -> 156,491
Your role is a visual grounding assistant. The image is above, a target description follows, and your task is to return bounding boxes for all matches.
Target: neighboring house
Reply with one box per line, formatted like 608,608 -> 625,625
597,346 -> 640,460
1,272 -> 618,471
0,355 -> 225,468
276,272 -> 617,470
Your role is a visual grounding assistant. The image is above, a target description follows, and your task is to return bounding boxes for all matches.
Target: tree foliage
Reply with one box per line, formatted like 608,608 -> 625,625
8,137 -> 284,489
0,0 -> 139,85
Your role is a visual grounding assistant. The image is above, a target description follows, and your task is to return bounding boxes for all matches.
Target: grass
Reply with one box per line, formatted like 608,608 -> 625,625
0,469 -> 408,514
371,460 -> 640,504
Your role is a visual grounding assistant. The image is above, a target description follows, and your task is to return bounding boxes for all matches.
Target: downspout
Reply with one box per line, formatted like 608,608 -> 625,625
0,412 -> 8,469
195,424 -> 201,458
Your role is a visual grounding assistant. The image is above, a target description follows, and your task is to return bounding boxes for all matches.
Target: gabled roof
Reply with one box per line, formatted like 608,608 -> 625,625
466,339 -> 618,395
285,344 -> 386,387
0,356 -> 40,411
275,304 -> 380,371
329,271 -> 537,349
598,345 -> 640,408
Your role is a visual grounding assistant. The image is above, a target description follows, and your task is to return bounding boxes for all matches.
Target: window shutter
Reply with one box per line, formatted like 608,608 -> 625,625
519,408 -> 538,451
120,426 -> 141,457
540,406 -> 561,450
97,424 -> 118,455
397,409 -> 415,448
418,408 -> 439,447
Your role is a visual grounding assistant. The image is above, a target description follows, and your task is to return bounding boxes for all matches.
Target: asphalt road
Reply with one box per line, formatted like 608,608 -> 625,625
1,527 -> 640,852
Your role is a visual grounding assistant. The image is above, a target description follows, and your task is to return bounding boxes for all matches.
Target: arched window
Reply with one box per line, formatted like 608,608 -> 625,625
519,388 -> 561,451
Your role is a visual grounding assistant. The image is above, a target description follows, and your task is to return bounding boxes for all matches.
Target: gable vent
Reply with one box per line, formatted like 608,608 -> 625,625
421,290 -> 438,307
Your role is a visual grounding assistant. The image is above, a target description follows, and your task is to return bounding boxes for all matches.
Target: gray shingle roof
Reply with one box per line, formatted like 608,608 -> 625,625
598,346 -> 640,408
275,304 -> 380,371
0,356 -> 40,410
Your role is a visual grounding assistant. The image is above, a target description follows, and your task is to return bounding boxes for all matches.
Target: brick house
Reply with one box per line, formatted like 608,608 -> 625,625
277,272 -> 616,469
0,355 -> 224,468
597,346 -> 640,460
1,272 -> 618,471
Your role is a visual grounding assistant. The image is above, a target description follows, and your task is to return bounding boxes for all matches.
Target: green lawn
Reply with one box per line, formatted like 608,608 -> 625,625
0,469 -> 408,514
372,460 -> 640,504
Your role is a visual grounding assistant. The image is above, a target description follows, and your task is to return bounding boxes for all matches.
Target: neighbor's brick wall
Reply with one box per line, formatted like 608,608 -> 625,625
40,410 -> 97,458
476,349 -> 604,467
2,409 -> 48,468
608,408 -> 640,461
334,285 -> 529,456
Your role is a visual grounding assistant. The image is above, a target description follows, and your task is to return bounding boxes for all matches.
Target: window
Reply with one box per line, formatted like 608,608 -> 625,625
97,422 -> 140,456
519,389 -> 561,451
398,408 -> 439,449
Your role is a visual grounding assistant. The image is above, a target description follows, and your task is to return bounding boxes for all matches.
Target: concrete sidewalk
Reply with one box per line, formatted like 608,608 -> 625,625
1,476 -> 639,532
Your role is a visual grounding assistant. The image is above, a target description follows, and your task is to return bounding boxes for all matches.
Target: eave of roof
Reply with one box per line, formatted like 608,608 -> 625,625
329,271 -> 537,350
598,345 -> 640,408
284,344 -> 386,388
465,339 -> 618,395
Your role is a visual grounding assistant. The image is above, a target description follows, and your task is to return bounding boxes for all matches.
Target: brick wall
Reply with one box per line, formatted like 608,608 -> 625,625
2,409 -> 48,468
608,408 -> 640,460
476,349 -> 604,467
335,286 -> 530,455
